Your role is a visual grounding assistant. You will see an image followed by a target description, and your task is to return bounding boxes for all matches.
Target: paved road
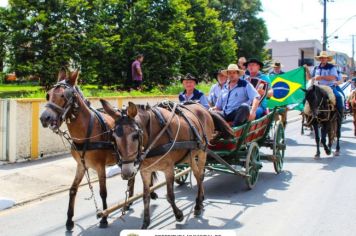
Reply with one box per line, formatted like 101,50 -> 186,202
0,116 -> 355,236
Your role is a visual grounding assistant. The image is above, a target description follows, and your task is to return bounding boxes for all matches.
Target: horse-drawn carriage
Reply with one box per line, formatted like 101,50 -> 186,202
175,108 -> 285,189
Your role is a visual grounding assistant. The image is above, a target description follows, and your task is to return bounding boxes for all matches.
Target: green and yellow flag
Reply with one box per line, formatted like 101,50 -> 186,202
267,66 -> 306,110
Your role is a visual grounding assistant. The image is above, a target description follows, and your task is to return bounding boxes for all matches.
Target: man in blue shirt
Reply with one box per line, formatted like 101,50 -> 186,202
243,58 -> 273,118
213,64 -> 260,126
313,51 -> 344,116
208,69 -> 228,106
178,73 -> 210,109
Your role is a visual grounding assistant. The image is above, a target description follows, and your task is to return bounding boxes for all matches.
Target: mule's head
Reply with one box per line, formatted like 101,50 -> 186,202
101,100 -> 144,180
305,85 -> 329,118
40,69 -> 80,130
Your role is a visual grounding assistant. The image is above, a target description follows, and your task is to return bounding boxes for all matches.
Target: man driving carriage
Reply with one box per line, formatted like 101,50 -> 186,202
312,51 -> 344,117
178,73 -> 210,109
212,64 -> 260,126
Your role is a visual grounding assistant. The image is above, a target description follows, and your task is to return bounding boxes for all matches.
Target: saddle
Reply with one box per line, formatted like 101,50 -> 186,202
304,85 -> 336,116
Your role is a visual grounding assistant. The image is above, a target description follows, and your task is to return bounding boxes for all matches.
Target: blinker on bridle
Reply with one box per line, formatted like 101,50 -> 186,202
45,80 -> 79,126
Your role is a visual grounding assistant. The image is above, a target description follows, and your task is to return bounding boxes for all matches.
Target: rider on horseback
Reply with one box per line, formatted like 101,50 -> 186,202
312,51 -> 344,118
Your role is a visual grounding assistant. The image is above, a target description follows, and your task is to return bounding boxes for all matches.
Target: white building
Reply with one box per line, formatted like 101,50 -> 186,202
266,39 -> 353,76
265,39 -> 322,71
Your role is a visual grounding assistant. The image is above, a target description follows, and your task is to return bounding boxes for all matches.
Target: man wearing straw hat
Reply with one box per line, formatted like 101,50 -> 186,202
269,61 -> 285,76
313,51 -> 344,116
213,64 -> 260,126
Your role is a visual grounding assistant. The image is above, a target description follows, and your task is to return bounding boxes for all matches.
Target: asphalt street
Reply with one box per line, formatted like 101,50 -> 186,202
0,115 -> 355,236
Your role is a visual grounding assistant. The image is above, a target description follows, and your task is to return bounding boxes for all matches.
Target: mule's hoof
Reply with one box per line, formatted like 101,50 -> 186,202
66,221 -> 74,231
334,151 -> 340,156
314,155 -> 321,160
325,150 -> 331,155
141,222 -> 149,229
194,208 -> 202,216
99,219 -> 108,228
175,211 -> 184,222
150,191 -> 158,200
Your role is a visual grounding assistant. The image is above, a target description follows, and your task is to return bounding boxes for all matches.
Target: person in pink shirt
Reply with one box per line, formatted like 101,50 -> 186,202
131,54 -> 144,90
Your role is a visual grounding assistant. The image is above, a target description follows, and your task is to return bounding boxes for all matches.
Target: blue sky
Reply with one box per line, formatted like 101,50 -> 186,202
1,0 -> 355,57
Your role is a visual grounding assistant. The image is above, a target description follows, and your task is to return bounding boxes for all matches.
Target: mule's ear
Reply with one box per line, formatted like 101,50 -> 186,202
100,99 -> 121,121
127,102 -> 138,119
68,70 -> 79,86
57,69 -> 67,82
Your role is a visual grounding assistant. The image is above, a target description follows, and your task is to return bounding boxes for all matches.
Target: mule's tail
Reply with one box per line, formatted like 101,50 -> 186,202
209,111 -> 235,139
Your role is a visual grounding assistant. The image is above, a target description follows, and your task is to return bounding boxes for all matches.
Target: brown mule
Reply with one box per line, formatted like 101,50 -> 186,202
348,90 -> 356,136
101,100 -> 233,229
40,70 -> 138,231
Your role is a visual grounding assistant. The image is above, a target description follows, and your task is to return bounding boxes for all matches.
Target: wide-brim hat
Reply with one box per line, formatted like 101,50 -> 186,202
222,64 -> 244,76
244,58 -> 264,68
315,51 -> 333,61
214,69 -> 228,78
180,73 -> 199,84
272,61 -> 284,68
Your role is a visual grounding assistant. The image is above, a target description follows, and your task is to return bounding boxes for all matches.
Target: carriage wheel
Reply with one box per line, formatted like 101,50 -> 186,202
174,166 -> 189,186
273,120 -> 285,174
245,142 -> 261,190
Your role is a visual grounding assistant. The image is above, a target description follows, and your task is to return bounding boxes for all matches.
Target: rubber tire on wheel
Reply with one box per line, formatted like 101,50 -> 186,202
273,120 -> 285,174
174,166 -> 189,186
245,142 -> 260,190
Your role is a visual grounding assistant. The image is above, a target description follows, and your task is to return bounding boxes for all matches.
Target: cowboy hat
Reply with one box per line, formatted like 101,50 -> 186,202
213,69 -> 228,78
244,58 -> 264,68
272,61 -> 284,68
315,51 -> 333,61
222,64 -> 245,76
180,73 -> 199,84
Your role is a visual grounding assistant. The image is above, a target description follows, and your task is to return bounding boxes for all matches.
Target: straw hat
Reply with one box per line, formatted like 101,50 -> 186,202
272,61 -> 284,68
315,51 -> 333,61
222,64 -> 245,76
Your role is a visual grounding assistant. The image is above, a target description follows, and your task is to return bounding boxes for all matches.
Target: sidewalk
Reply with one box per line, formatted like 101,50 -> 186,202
0,110 -> 302,211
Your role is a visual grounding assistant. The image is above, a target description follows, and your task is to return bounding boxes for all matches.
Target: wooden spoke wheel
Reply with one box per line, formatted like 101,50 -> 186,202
174,166 -> 189,186
245,142 -> 261,190
273,120 -> 285,174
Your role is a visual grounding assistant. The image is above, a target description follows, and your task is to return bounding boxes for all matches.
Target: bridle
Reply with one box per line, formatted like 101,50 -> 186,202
113,112 -> 145,168
45,81 -> 82,128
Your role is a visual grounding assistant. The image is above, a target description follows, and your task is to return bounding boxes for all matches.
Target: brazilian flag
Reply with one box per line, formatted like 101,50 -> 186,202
267,66 -> 306,110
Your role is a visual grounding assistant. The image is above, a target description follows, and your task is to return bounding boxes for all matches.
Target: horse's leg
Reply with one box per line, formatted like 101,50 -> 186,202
321,124 -> 331,155
150,172 -> 158,200
97,166 -> 109,228
164,167 -> 184,222
123,177 -> 135,211
141,171 -> 152,229
66,164 -> 85,231
313,122 -> 321,159
190,151 -> 206,216
301,114 -> 305,135
335,116 -> 342,156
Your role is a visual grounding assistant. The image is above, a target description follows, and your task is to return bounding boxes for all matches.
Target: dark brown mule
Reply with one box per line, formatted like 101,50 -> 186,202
39,70 -> 133,230
348,90 -> 356,136
101,100 -> 233,229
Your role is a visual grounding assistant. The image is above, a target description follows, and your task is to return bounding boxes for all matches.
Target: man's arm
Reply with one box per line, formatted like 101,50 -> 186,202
136,65 -> 142,76
249,97 -> 259,121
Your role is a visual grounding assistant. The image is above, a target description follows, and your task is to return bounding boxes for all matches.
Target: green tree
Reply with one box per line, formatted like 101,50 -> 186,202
210,0 -> 268,60
182,0 -> 236,79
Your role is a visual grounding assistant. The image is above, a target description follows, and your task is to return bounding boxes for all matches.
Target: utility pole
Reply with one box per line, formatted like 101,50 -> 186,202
322,0 -> 327,50
352,35 -> 355,72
